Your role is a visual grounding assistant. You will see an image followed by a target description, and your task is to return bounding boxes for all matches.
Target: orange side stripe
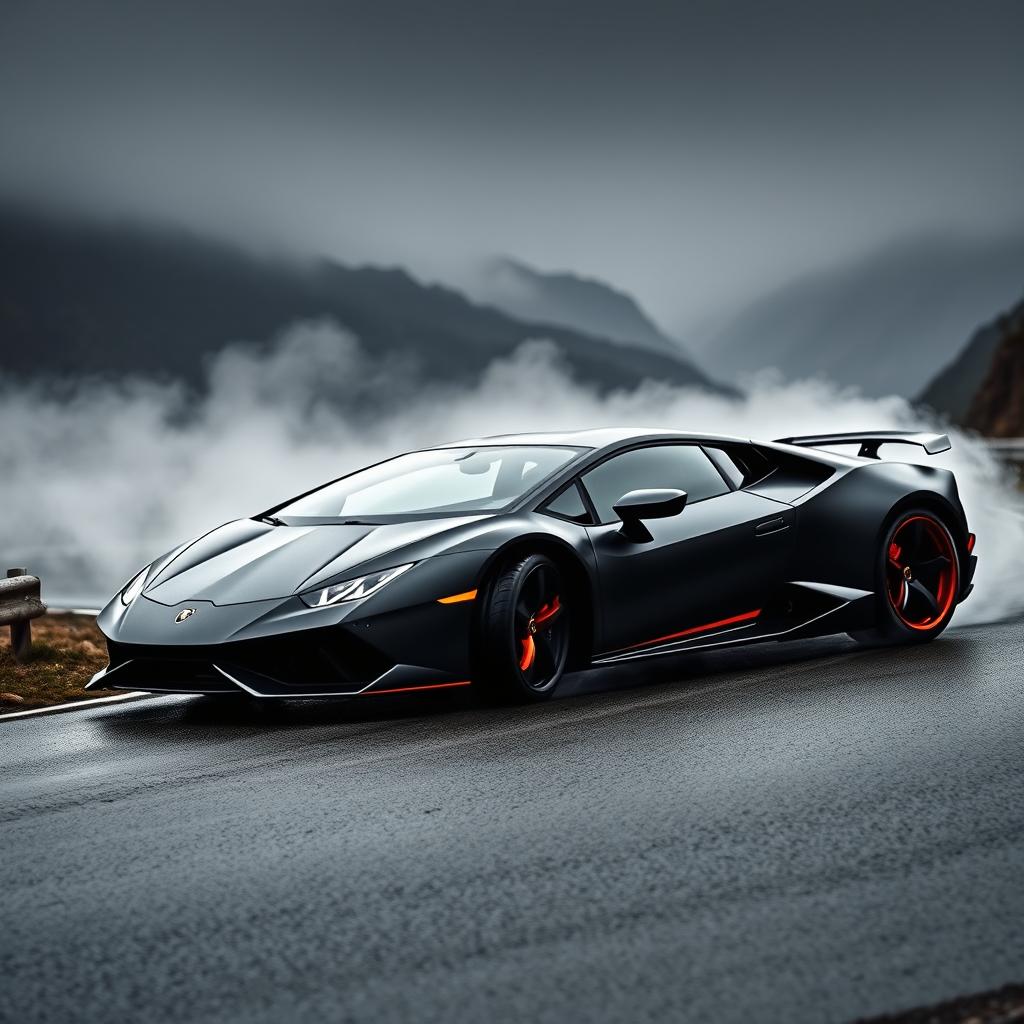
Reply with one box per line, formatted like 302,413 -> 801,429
437,589 -> 478,604
362,680 -> 472,696
625,609 -> 761,651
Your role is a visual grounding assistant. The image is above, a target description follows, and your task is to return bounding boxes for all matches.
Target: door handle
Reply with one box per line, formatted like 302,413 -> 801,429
755,516 -> 789,536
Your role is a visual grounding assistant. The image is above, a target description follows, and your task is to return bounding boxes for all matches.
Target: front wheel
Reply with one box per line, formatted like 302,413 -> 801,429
850,509 -> 960,645
475,554 -> 569,702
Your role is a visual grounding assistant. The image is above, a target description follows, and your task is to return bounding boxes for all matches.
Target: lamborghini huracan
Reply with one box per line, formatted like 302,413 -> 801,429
88,428 -> 977,702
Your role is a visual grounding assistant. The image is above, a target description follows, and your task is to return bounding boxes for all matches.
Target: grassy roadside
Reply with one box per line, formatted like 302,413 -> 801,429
0,613 -> 118,711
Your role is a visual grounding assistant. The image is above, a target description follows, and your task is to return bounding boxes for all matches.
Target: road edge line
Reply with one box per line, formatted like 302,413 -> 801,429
0,692 -> 152,721
1,606 -> 145,720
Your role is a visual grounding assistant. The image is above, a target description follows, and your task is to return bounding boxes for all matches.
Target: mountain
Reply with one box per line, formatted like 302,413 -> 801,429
0,206 -> 727,395
692,232 -> 1024,397
467,256 -> 690,360
917,300 -> 1023,424
938,297 -> 1024,436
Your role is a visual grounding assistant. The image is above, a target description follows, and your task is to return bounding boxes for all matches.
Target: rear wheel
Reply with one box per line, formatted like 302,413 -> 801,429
850,509 -> 960,644
475,554 -> 569,702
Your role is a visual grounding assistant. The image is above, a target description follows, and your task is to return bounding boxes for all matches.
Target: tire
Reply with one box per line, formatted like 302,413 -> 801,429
475,553 -> 570,702
849,508 -> 960,645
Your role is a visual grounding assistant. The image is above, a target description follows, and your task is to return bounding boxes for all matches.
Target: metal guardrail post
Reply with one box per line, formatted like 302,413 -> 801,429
984,439 -> 1024,467
2,568 -> 47,663
7,567 -> 29,660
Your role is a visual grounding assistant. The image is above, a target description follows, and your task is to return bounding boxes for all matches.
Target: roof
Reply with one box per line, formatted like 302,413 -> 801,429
436,427 -> 752,450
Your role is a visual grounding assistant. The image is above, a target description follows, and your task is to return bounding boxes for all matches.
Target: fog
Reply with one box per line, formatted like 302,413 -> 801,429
1,320 -> 1018,623
3,2 -> 1024,329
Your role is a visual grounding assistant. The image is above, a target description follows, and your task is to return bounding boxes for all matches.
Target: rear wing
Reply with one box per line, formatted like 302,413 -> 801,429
773,431 -> 951,459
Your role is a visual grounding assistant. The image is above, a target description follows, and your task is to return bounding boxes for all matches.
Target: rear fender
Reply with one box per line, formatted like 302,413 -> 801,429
790,462 -> 963,594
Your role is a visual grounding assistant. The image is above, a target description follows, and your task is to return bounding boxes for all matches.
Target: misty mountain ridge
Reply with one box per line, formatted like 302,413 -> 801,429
917,307 -> 1015,424
919,294 -> 1024,434
693,230 -> 1024,398
963,297 -> 1024,437
467,256 -> 691,361
0,205 -> 727,397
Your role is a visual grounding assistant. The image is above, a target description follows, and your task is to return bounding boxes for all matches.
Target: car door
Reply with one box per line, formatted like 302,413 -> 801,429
581,443 -> 794,654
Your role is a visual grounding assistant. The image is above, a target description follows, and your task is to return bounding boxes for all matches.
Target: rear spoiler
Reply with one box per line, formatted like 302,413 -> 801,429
774,431 -> 951,459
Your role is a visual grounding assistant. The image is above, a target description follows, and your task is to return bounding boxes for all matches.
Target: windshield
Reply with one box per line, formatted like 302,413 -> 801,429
274,446 -> 585,519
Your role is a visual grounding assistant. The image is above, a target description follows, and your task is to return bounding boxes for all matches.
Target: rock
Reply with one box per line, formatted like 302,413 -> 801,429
0,692 -> 26,704
964,299 -> 1024,436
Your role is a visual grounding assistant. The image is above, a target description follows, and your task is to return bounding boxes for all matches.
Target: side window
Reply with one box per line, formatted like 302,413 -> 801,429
581,445 -> 729,524
541,481 -> 591,524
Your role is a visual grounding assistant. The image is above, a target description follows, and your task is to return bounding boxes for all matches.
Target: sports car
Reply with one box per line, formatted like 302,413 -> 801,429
88,427 -> 977,703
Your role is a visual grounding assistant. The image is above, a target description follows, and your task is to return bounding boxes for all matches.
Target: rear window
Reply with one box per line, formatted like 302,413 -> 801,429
703,444 -> 774,488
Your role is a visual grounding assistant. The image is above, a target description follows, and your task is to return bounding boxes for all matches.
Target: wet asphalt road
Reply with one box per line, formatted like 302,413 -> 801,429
2,621 -> 1023,1024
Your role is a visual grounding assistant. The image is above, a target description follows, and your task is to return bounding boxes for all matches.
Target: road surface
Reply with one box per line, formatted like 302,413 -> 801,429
2,621 -> 1023,1023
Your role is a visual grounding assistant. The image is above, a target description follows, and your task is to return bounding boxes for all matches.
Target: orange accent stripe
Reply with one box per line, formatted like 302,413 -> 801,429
437,589 -> 478,604
625,609 -> 761,651
362,680 -> 472,696
967,532 -> 976,553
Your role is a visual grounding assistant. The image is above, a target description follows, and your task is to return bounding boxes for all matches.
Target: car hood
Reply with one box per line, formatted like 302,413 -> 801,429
143,516 -> 488,606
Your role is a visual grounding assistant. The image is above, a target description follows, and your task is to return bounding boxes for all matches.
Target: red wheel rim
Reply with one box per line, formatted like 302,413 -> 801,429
885,515 -> 958,631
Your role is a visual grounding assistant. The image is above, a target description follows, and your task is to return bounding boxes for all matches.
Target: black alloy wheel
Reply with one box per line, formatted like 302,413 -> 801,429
851,509 -> 960,644
477,553 -> 570,702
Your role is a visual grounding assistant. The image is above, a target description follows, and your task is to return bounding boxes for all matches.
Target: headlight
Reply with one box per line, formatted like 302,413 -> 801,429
300,563 -> 414,608
120,565 -> 151,606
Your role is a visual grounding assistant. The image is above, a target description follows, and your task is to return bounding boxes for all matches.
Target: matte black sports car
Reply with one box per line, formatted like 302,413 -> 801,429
89,428 -> 977,702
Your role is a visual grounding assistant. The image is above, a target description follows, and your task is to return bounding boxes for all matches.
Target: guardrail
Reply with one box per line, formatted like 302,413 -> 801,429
985,438 -> 1024,466
0,568 -> 47,662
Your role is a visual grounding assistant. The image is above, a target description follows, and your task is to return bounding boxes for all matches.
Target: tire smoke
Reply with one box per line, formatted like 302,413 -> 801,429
1,319 -> 1019,623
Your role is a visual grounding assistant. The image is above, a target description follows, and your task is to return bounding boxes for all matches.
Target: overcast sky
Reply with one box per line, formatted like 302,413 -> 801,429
2,0 -> 1022,329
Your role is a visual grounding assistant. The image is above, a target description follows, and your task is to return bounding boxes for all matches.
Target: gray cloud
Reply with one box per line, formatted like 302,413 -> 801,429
1,1 -> 1023,328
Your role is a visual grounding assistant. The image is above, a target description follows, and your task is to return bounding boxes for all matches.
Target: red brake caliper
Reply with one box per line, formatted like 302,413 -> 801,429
534,596 -> 560,626
888,542 -> 906,607
519,636 -> 536,671
519,596 -> 560,671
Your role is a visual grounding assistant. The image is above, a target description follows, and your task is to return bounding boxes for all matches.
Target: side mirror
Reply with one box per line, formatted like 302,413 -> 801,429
613,488 -> 687,541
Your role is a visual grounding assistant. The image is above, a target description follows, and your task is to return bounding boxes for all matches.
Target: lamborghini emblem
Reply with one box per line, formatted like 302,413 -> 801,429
175,608 -> 197,623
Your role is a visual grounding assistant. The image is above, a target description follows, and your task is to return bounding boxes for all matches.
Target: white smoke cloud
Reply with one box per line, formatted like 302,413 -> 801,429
1,319 -> 1019,624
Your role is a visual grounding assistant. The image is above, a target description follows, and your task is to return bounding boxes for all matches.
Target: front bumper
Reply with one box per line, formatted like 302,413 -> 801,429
88,653 -> 472,698
88,577 -> 478,698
